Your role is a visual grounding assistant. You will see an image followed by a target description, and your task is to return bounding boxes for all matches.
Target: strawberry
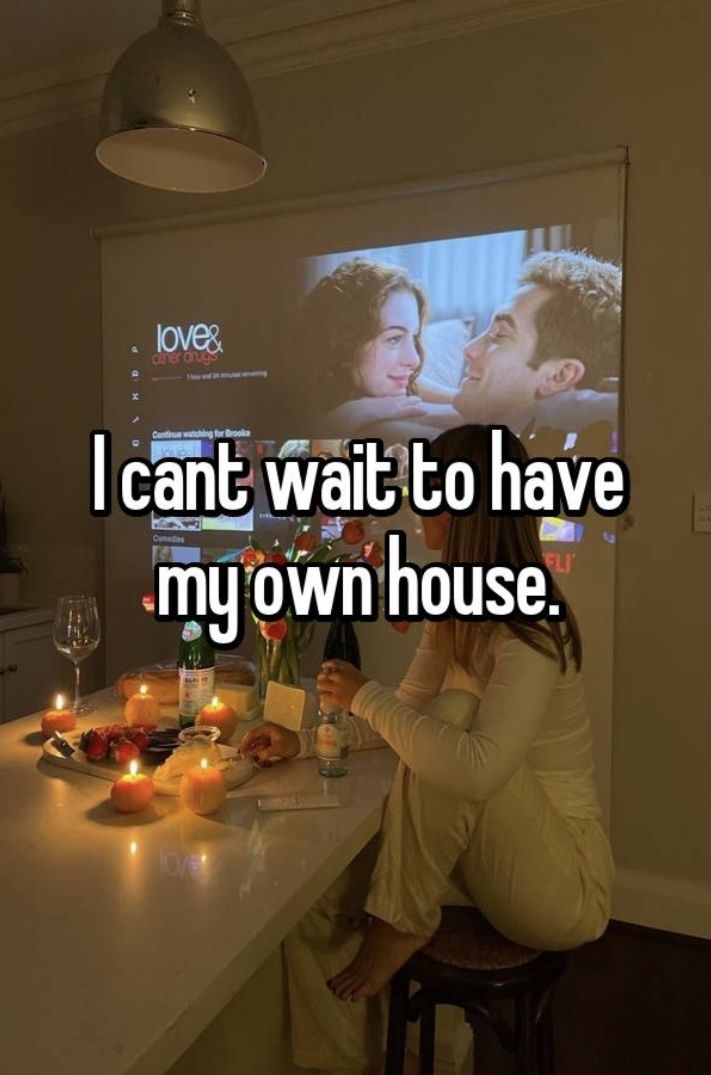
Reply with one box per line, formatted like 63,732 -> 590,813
83,729 -> 109,761
112,738 -> 140,765
129,730 -> 150,753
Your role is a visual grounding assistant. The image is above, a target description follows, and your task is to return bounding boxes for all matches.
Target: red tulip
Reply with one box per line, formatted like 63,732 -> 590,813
294,530 -> 318,553
264,551 -> 288,566
259,619 -> 288,642
241,547 -> 265,569
342,520 -> 365,545
362,540 -> 384,568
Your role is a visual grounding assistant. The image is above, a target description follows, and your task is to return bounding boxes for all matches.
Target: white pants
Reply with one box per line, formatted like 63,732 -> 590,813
285,759 -> 614,1072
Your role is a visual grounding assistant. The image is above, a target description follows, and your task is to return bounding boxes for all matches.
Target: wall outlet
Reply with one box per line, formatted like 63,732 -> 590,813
692,492 -> 711,533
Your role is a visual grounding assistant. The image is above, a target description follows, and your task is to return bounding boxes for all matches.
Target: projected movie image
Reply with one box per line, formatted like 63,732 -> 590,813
297,234 -> 619,440
108,222 -> 621,588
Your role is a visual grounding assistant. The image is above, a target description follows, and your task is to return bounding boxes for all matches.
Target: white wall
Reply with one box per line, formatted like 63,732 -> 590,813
1,0 -> 710,928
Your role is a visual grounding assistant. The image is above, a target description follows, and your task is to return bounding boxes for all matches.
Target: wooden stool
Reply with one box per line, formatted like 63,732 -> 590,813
384,907 -> 569,1075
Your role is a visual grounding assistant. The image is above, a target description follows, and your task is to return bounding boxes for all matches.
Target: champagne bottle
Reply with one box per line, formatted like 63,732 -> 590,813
322,617 -> 361,668
177,621 -> 215,729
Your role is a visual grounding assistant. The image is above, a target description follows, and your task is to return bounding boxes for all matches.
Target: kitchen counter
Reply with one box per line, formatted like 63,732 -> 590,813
0,690 -> 396,1074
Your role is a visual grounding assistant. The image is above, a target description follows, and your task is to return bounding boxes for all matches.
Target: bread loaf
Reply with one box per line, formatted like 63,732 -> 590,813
117,657 -> 255,704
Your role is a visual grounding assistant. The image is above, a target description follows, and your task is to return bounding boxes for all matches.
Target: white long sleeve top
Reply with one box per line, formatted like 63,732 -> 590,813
297,622 -> 603,820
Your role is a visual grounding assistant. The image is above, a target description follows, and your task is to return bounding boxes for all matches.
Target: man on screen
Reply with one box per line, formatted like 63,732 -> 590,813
360,249 -> 621,441
452,249 -> 622,433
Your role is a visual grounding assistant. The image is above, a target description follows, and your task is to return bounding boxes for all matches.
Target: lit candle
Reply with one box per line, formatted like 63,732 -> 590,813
180,757 -> 226,816
124,682 -> 160,726
197,695 -> 237,744
111,760 -> 155,814
41,694 -> 76,739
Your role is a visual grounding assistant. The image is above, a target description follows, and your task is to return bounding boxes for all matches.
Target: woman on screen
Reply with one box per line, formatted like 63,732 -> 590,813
241,424 -> 614,1074
295,257 -> 434,436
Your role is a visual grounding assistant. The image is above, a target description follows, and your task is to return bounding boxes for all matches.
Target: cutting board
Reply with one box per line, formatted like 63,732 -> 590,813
41,732 -> 256,796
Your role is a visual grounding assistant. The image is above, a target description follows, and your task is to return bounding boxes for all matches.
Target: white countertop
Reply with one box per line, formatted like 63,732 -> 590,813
0,690 -> 396,1075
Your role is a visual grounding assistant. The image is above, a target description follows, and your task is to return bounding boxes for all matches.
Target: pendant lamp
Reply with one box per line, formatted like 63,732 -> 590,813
96,0 -> 266,193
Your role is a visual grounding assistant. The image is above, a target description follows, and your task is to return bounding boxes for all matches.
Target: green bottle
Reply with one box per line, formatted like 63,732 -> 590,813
177,621 -> 215,729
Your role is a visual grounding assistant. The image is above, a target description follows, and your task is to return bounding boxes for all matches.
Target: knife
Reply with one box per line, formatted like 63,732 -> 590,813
51,730 -> 76,758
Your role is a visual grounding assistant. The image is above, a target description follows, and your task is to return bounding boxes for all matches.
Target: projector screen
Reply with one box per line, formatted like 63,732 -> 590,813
101,155 -> 626,815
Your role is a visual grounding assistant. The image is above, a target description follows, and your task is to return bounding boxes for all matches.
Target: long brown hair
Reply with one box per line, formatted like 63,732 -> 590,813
429,425 -> 582,674
295,258 -> 427,411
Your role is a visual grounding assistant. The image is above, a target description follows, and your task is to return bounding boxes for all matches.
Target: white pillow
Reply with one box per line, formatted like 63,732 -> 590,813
421,318 -> 471,391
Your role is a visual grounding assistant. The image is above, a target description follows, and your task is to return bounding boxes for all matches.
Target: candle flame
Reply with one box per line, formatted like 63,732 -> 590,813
129,760 -> 139,777
55,694 -> 64,710
200,757 -> 208,770
139,684 -> 148,696
211,695 -> 219,707
129,840 -> 138,856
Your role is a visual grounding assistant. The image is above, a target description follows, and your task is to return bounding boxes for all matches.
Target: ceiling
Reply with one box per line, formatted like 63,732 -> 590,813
0,0 -> 289,79
0,0 -> 625,138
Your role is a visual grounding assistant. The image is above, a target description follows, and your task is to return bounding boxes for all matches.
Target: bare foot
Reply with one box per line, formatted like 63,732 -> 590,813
328,916 -> 429,1001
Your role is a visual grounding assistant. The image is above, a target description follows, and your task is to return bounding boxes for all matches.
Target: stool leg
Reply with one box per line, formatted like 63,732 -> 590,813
384,969 -> 410,1075
419,998 -> 436,1075
537,1002 -> 554,1075
515,993 -> 538,1075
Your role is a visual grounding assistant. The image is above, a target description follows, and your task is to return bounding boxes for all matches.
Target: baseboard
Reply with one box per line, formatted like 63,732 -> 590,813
613,868 -> 711,940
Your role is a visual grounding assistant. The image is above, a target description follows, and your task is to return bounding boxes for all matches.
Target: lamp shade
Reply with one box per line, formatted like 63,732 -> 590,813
96,0 -> 266,193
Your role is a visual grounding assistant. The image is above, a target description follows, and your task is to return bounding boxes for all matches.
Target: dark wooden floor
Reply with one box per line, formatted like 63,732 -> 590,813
471,921 -> 711,1074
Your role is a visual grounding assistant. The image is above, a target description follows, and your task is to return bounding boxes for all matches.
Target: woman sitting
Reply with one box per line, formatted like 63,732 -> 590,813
241,424 -> 614,1074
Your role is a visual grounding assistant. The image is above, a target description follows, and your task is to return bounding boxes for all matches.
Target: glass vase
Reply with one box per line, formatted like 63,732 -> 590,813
256,633 -> 302,703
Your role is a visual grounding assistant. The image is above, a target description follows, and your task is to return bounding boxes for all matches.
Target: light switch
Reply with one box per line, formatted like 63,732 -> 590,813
692,493 -> 711,533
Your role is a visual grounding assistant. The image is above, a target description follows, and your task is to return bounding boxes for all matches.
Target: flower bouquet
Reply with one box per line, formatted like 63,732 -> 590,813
239,520 -> 383,700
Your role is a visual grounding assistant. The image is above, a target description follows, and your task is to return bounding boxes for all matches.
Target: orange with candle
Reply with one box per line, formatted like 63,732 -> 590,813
180,757 -> 226,816
124,682 -> 160,726
41,695 -> 76,739
196,695 -> 237,744
110,760 -> 155,813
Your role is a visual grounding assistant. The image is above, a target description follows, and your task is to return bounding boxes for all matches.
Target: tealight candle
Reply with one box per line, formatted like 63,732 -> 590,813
124,682 -> 160,726
197,695 -> 237,744
41,694 -> 76,739
111,760 -> 155,814
180,757 -> 226,816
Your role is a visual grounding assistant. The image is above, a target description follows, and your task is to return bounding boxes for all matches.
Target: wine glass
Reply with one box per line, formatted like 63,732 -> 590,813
53,595 -> 101,714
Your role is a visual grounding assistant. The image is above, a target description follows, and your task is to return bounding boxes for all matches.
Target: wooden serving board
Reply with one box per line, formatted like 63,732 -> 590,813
41,732 -> 256,796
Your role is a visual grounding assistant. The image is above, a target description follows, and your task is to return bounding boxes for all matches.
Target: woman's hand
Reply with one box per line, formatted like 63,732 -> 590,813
239,722 -> 301,766
317,659 -> 370,711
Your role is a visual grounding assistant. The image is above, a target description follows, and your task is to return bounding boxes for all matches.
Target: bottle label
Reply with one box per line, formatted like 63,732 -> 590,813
179,667 -> 215,719
316,724 -> 347,760
182,621 -> 203,643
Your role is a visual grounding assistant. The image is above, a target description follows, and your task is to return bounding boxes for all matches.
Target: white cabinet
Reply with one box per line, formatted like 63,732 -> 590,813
0,609 -> 66,722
